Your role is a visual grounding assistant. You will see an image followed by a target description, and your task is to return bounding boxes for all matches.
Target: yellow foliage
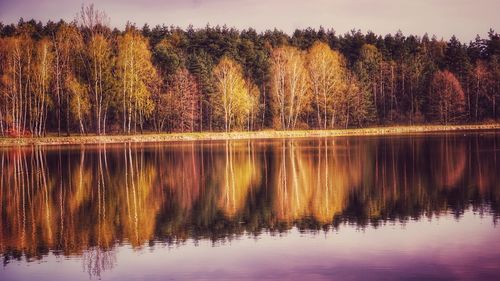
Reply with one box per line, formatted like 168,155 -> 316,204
212,57 -> 256,131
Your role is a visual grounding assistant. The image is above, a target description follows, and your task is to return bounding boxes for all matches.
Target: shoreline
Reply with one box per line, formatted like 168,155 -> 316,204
0,124 -> 499,147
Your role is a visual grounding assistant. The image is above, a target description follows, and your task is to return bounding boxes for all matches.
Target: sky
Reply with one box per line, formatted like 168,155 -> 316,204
0,0 -> 499,42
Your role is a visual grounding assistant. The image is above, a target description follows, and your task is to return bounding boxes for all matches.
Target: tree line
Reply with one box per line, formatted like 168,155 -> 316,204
0,5 -> 499,136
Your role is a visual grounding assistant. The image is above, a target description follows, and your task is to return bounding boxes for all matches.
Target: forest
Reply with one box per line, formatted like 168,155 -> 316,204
0,5 -> 499,136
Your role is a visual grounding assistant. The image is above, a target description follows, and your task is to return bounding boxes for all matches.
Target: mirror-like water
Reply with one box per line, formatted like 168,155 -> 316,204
1,131 -> 499,280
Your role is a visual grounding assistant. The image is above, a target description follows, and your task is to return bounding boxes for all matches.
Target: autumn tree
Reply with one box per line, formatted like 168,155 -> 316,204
342,74 -> 374,128
307,42 -> 346,128
270,46 -> 310,129
0,35 -> 34,136
66,73 -> 90,134
117,28 -> 158,134
429,70 -> 465,124
52,22 -> 84,135
246,80 -> 261,131
151,80 -> 167,132
29,39 -> 54,136
0,37 -> 20,135
165,68 -> 201,132
79,4 -> 114,135
212,57 -> 254,131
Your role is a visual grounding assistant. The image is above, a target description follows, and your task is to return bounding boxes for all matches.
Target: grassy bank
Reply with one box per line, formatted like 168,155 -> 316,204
1,124 -> 499,147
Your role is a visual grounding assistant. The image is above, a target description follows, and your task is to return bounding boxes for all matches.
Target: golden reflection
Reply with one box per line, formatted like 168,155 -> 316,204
272,139 -> 356,223
217,140 -> 261,217
0,133 -> 499,271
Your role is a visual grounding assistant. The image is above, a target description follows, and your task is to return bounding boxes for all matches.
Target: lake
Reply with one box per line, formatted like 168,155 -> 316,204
1,131 -> 499,281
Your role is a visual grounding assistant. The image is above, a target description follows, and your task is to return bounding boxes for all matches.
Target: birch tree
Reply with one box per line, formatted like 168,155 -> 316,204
117,29 -> 157,134
0,35 -> 34,136
80,4 -> 113,135
66,73 -> 90,134
53,22 -> 84,135
87,34 -> 113,135
31,39 -> 54,136
307,42 -> 345,129
270,46 -> 310,129
212,57 -> 253,132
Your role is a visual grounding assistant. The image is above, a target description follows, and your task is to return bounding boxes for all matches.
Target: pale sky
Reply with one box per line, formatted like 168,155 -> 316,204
0,0 -> 498,42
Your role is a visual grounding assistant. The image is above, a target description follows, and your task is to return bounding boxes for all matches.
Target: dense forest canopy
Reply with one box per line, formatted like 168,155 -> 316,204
0,5 -> 499,136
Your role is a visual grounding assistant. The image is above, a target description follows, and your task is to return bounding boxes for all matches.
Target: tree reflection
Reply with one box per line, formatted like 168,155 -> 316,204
82,246 -> 116,279
1,132 -> 499,275
272,139 -> 354,224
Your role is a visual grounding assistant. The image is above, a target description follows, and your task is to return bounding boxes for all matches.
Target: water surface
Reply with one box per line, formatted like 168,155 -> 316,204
1,131 -> 499,280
